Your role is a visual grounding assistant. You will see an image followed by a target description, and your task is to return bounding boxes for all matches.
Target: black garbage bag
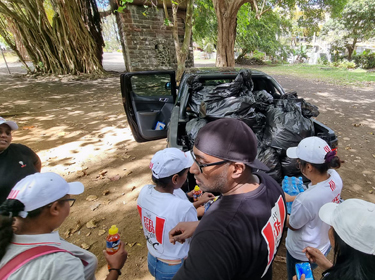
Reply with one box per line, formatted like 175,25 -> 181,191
279,91 -> 320,118
185,118 -> 208,149
208,69 -> 254,99
253,90 -> 274,112
257,144 -> 283,183
200,95 -> 256,118
301,101 -> 320,118
281,156 -> 301,177
263,99 -> 315,150
199,96 -> 265,133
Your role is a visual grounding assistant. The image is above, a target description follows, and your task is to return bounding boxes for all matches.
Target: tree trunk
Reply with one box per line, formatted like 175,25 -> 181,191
170,0 -> 194,82
212,0 -> 245,67
0,0 -> 105,75
347,37 -> 357,61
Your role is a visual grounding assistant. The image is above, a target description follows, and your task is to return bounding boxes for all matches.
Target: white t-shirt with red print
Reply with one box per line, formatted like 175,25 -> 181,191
286,169 -> 343,261
137,185 -> 198,260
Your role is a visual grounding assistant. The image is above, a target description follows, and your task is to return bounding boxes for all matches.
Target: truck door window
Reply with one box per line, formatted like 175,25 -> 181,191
131,74 -> 172,96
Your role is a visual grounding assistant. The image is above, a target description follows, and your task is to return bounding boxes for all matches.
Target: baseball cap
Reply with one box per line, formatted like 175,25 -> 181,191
286,136 -> 331,164
150,148 -> 194,179
7,172 -> 84,218
319,199 -> 375,255
194,118 -> 269,171
0,117 -> 18,130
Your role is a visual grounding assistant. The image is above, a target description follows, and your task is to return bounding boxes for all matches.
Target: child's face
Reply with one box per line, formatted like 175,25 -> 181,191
174,169 -> 189,189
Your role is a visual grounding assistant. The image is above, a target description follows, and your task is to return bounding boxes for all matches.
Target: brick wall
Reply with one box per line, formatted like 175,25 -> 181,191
118,5 -> 194,71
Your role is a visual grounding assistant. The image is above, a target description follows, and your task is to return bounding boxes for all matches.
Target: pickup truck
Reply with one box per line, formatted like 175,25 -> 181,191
120,68 -> 338,189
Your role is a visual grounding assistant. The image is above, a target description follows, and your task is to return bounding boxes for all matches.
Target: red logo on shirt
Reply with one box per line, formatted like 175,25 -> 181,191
332,194 -> 340,203
261,195 -> 286,277
144,216 -> 155,233
329,180 -> 336,191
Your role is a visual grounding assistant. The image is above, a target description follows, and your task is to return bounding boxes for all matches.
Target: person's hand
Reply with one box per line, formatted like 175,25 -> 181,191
169,221 -> 199,244
104,241 -> 128,270
196,206 -> 205,217
303,247 -> 333,270
186,190 -> 194,198
292,275 -> 305,280
284,192 -> 297,202
198,192 -> 215,204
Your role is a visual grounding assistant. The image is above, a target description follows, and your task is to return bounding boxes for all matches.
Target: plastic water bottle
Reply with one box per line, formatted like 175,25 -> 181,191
297,177 -> 305,192
282,176 -> 303,214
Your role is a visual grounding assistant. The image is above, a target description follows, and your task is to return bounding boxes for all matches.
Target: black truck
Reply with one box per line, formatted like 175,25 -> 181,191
120,68 -> 337,189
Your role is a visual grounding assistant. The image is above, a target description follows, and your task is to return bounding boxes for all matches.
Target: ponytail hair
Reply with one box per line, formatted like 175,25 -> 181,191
324,150 -> 341,169
0,199 -> 25,260
300,150 -> 341,174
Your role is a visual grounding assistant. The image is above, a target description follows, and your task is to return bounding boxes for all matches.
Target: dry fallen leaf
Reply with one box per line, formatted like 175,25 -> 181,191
81,243 -> 91,250
102,199 -> 111,205
124,170 -> 132,176
102,190 -> 110,196
64,229 -> 72,238
86,195 -> 98,201
99,170 -> 108,176
86,219 -> 98,229
86,232 -> 91,237
71,221 -> 82,234
90,203 -> 101,211
22,125 -> 35,130
98,230 -> 106,236
128,242 -> 137,248
131,186 -> 137,191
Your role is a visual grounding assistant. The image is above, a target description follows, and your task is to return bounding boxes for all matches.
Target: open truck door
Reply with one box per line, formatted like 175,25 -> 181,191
120,71 -> 176,142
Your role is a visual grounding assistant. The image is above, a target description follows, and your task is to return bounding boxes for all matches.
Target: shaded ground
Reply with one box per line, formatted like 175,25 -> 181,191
1,54 -> 374,280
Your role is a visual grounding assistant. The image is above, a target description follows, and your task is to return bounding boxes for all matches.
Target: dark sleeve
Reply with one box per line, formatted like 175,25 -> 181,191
173,231 -> 238,280
20,144 -> 41,171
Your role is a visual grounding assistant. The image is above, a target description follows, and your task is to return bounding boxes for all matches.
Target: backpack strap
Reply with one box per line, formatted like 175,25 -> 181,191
0,245 -> 88,280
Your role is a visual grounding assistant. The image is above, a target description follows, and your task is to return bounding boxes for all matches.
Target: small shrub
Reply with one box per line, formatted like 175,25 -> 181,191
252,50 -> 266,61
352,52 -> 375,69
317,57 -> 328,65
337,59 -> 356,69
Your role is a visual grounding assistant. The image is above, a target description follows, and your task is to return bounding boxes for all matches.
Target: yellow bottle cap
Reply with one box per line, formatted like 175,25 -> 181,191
108,225 -> 119,235
194,185 -> 200,191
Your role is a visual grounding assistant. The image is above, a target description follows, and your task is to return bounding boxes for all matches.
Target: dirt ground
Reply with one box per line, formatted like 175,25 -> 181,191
1,54 -> 375,280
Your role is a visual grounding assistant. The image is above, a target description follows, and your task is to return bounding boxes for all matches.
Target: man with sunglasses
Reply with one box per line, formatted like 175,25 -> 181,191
170,118 -> 287,280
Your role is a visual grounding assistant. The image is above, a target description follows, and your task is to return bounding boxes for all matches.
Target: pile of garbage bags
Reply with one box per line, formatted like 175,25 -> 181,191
185,69 -> 319,183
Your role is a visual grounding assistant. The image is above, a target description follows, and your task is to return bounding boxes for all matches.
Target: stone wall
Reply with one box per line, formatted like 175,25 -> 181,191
118,5 -> 194,72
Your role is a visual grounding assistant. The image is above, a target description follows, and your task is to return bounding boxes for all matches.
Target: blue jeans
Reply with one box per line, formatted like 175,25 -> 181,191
147,253 -> 184,280
287,247 -> 331,280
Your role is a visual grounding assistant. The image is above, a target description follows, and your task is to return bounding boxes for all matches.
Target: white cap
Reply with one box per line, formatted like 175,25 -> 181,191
319,199 -> 375,255
150,148 -> 194,179
0,117 -> 18,130
7,172 -> 84,218
286,136 -> 331,164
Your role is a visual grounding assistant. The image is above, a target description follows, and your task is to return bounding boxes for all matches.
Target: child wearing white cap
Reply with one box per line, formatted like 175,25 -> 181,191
284,136 -> 343,280
137,148 -> 199,280
0,172 -> 127,280
294,199 -> 375,280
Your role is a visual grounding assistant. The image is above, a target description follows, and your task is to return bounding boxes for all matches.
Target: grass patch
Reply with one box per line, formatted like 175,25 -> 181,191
257,64 -> 375,86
